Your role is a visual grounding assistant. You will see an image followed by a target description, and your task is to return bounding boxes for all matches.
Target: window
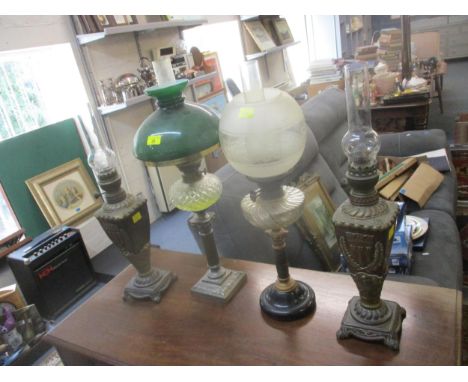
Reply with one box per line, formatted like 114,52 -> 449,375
0,43 -> 90,141
183,20 -> 245,98
285,15 -> 342,85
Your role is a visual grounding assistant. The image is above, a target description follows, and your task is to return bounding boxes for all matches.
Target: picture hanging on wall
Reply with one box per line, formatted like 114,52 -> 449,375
25,158 -> 102,227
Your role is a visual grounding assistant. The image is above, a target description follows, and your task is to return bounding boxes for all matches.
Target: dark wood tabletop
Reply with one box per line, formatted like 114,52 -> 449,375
45,247 -> 462,365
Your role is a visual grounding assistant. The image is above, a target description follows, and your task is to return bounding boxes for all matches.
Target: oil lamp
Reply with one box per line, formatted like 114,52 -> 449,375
219,61 -> 316,320
333,62 -> 406,350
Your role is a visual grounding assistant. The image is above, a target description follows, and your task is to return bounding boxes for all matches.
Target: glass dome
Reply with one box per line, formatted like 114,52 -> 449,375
134,80 -> 220,166
219,87 -> 307,179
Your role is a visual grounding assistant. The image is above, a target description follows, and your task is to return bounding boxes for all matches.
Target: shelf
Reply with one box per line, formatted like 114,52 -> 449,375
77,18 -> 208,45
188,71 -> 219,84
98,94 -> 151,116
245,41 -> 301,61
240,15 -> 259,22
98,71 -> 220,116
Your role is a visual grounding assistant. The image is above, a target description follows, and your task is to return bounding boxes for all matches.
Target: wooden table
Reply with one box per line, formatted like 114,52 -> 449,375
45,247 -> 462,365
371,98 -> 431,133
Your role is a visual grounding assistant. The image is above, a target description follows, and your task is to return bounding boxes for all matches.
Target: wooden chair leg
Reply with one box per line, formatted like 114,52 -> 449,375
435,75 -> 443,114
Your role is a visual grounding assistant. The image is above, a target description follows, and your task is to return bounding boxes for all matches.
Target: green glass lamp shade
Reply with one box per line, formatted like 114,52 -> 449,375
134,79 -> 220,167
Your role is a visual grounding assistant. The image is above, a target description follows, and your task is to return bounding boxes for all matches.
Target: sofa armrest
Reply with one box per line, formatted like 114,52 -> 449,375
378,129 -> 447,157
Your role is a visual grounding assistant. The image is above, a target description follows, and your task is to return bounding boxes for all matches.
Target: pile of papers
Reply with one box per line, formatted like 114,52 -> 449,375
377,28 -> 402,71
308,60 -> 342,84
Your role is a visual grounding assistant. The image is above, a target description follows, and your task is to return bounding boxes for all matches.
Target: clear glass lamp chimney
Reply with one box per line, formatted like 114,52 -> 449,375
88,144 -> 117,176
341,62 -> 380,169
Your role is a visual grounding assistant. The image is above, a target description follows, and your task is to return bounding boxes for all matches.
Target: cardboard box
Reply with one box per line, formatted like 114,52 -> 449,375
399,162 -> 444,207
379,171 -> 412,200
376,157 -> 419,190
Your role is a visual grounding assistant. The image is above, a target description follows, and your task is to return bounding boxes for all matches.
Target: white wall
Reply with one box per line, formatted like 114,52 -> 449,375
0,16 -> 71,52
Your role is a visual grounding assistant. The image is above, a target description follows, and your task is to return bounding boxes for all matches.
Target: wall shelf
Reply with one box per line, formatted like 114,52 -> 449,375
77,18 -> 207,45
245,41 -> 300,61
98,71 -> 220,116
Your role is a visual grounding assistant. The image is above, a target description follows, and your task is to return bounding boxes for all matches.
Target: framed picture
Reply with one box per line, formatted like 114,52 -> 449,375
112,15 -> 138,26
295,175 -> 341,271
243,20 -> 277,51
25,158 -> 102,227
202,51 -> 224,93
273,18 -> 294,45
0,183 -> 31,258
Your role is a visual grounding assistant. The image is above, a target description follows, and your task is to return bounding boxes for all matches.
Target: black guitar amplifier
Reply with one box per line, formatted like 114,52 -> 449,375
7,226 -> 96,320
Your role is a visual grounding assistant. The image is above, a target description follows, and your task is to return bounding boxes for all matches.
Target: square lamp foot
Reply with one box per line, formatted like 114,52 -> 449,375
191,268 -> 247,303
123,269 -> 176,303
337,296 -> 406,351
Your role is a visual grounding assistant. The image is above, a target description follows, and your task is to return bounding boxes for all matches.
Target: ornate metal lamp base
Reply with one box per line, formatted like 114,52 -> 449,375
260,280 -> 316,321
191,266 -> 247,303
337,296 -> 406,351
123,269 -> 177,303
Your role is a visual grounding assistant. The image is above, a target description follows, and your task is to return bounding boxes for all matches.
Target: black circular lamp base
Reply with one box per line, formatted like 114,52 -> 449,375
260,281 -> 316,321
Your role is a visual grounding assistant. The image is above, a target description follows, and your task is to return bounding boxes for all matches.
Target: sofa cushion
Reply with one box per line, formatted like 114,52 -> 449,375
301,88 -> 349,185
379,129 -> 448,157
409,209 -> 463,290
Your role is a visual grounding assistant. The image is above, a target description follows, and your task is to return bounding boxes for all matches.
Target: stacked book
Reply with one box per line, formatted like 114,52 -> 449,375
355,45 -> 378,61
308,60 -> 341,84
377,28 -> 402,71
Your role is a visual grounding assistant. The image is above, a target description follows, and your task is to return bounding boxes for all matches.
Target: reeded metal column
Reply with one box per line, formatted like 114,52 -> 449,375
171,159 -> 246,303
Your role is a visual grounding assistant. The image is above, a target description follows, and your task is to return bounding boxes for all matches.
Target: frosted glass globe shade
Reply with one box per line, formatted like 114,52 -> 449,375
219,88 -> 307,179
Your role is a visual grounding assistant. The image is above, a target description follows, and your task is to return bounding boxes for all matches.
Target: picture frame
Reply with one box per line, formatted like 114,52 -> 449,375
0,183 -> 31,258
272,18 -> 294,45
93,15 -> 116,29
112,15 -> 138,26
25,158 -> 102,227
243,20 -> 277,51
295,174 -> 341,271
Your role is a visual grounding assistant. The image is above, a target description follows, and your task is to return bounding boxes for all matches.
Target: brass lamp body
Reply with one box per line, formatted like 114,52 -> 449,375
94,167 -> 176,302
333,164 -> 406,350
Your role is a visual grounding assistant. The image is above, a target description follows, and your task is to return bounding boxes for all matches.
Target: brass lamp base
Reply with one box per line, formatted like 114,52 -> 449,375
191,267 -> 247,303
123,269 -> 176,303
337,296 -> 406,351
260,280 -> 316,321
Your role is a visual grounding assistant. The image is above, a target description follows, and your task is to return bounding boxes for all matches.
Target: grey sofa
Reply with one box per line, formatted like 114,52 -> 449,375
211,88 -> 463,290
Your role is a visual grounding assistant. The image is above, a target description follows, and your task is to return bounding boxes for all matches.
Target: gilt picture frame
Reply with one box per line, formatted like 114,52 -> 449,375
243,20 -> 277,51
295,174 -> 341,271
26,158 -> 102,227
272,18 -> 294,45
